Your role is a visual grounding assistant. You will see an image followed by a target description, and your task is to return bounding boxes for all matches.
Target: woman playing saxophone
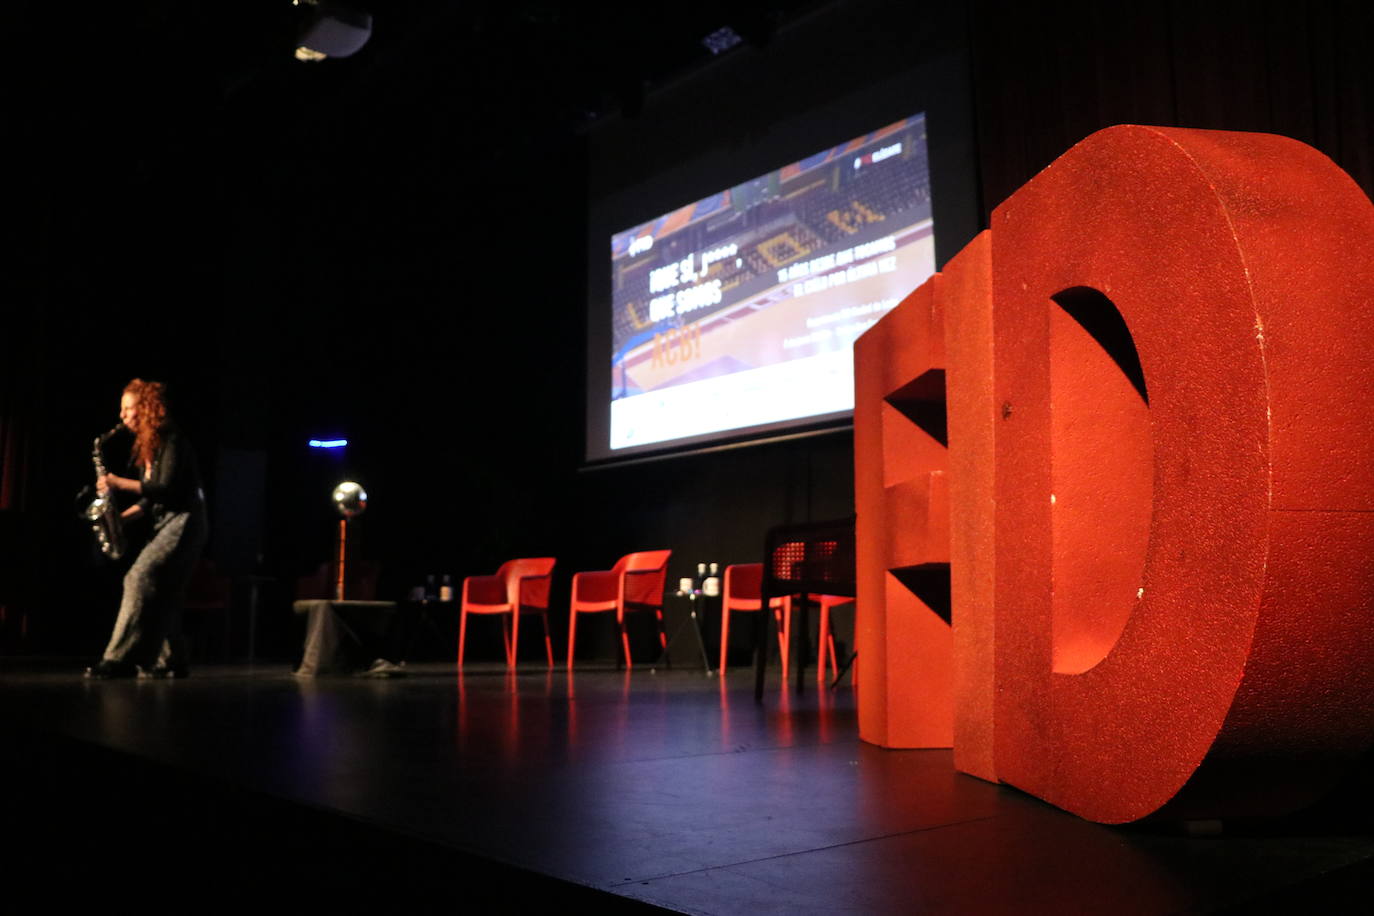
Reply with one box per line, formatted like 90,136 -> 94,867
85,379 -> 207,679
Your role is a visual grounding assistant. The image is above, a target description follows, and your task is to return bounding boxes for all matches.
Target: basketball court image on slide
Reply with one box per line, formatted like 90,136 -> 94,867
606,112 -> 935,452
620,222 -> 935,397
609,222 -> 934,449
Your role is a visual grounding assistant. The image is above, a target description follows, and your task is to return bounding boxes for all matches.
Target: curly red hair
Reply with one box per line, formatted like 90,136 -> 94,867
123,378 -> 170,470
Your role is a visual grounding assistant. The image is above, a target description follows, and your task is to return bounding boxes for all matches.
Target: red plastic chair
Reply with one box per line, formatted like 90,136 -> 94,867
719,563 -> 794,677
458,557 -> 556,669
566,550 -> 671,669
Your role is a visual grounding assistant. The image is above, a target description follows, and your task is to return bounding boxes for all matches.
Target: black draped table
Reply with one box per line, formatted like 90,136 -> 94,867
292,599 -> 404,676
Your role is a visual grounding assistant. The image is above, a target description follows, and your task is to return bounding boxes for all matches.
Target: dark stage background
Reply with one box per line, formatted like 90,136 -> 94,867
2,0 -> 1371,663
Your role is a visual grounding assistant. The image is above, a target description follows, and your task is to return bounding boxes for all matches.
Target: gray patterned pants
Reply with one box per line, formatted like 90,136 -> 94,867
102,509 -> 208,669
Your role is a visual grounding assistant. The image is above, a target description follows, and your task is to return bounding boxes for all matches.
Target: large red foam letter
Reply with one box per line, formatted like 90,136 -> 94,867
857,125 -> 1374,822
853,279 -> 954,748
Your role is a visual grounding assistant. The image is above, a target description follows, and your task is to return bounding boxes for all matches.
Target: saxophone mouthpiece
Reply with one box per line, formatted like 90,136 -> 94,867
99,424 -> 125,443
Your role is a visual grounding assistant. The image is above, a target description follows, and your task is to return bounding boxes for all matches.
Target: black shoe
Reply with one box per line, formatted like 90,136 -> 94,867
139,664 -> 190,679
84,660 -> 138,679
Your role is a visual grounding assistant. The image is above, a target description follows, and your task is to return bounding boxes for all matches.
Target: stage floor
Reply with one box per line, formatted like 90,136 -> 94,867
2,659 -> 1373,913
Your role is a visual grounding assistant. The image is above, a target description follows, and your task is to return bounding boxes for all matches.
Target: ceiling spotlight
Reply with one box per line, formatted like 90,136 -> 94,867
293,0 -> 373,62
701,26 -> 744,56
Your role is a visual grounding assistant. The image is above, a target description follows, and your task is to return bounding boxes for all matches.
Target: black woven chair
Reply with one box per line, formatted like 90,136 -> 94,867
753,516 -> 856,700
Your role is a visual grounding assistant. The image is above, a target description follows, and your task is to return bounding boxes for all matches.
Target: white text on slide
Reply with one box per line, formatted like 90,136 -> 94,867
789,255 -> 898,300
648,247 -> 734,321
776,235 -> 898,285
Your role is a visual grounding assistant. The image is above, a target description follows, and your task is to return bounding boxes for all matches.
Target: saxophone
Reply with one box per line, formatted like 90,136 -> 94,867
85,425 -> 127,560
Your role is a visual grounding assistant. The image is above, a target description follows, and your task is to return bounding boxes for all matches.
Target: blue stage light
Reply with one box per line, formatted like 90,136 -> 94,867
308,439 -> 349,449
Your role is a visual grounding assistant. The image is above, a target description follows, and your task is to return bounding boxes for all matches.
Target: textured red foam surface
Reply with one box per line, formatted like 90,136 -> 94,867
991,125 -> 1374,823
941,233 -> 997,782
854,124 -> 1374,822
854,280 -> 954,749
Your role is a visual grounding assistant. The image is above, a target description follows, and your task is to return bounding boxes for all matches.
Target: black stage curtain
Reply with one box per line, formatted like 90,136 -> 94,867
970,0 -> 1374,222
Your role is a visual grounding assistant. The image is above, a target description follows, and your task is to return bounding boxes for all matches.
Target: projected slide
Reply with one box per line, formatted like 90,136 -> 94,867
608,113 -> 935,452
